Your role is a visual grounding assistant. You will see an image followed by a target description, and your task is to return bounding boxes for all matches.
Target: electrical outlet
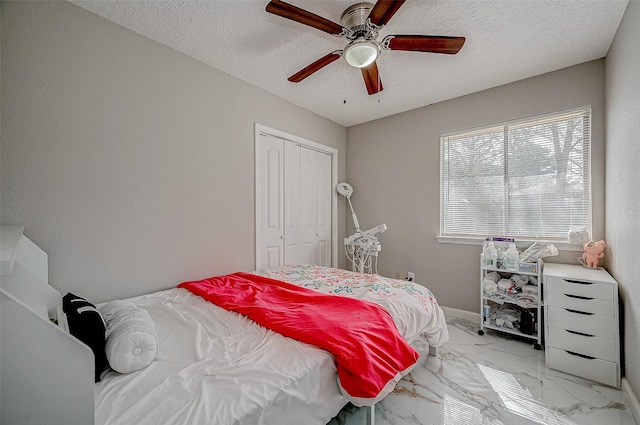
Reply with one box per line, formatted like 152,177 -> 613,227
393,270 -> 402,280
407,272 -> 415,282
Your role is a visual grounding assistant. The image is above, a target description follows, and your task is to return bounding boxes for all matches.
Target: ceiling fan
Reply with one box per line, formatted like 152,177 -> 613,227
265,0 -> 466,95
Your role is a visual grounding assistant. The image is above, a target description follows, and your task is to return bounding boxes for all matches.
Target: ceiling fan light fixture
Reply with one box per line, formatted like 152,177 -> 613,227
343,39 -> 380,68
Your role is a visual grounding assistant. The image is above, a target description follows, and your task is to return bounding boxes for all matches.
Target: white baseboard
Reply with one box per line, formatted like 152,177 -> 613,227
622,378 -> 640,425
441,306 -> 480,323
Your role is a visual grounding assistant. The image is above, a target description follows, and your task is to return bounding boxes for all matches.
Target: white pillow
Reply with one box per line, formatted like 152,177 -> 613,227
99,300 -> 158,374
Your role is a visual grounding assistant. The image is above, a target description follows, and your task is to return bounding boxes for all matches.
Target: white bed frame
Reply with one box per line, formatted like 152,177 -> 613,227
1,226 -> 94,425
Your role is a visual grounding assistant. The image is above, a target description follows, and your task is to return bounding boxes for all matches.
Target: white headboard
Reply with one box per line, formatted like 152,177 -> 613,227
1,226 -> 95,425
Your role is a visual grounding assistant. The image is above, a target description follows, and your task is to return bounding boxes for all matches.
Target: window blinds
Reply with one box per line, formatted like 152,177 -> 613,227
440,108 -> 591,241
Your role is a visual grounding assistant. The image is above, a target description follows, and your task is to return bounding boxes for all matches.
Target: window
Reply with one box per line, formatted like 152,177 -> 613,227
440,107 -> 591,242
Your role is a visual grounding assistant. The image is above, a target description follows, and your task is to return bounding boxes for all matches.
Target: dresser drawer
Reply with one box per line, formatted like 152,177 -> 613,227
547,347 -> 618,387
545,276 -> 613,300
547,306 -> 615,338
546,291 -> 615,316
547,326 -> 616,362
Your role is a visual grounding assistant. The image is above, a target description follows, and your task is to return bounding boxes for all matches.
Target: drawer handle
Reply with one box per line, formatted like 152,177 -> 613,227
565,350 -> 596,360
566,329 -> 594,337
564,308 -> 593,315
564,279 -> 593,285
564,294 -> 594,300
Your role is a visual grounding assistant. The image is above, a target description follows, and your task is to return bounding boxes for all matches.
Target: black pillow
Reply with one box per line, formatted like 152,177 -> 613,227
62,292 -> 109,382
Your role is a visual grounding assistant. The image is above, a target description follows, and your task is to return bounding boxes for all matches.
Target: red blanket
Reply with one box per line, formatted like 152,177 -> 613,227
178,272 -> 419,406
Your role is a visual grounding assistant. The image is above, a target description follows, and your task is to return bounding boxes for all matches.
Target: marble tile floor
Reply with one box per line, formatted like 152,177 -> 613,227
328,316 -> 637,425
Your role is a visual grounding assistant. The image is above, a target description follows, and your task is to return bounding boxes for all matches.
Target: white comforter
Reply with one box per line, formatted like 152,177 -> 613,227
95,266 -> 448,425
95,288 -> 346,425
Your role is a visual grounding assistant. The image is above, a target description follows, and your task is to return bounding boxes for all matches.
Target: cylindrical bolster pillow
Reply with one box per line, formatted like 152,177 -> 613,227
99,300 -> 158,374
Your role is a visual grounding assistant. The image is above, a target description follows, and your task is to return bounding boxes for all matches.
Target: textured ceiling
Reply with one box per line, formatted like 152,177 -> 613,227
70,0 -> 628,127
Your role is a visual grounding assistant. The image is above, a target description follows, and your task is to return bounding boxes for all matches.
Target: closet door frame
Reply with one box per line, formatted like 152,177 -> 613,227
255,123 -> 338,270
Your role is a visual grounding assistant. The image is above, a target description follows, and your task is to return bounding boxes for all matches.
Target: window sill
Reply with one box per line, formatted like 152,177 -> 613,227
435,236 -> 584,252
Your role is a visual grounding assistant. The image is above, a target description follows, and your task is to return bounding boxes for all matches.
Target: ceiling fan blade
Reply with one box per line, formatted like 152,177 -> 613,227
384,35 -> 466,54
266,0 -> 346,36
361,62 -> 383,95
368,0 -> 406,27
288,52 -> 342,83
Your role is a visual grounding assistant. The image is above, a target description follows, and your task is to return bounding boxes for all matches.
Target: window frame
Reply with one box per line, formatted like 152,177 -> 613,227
438,106 -> 592,248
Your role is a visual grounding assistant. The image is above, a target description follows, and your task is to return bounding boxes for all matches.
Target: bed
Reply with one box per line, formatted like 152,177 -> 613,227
1,227 -> 448,425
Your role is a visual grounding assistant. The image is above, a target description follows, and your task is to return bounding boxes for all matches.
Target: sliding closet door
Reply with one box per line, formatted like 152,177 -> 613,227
300,147 -> 332,267
300,147 -> 319,265
256,130 -> 334,271
283,141 -> 301,266
315,150 -> 332,267
256,136 -> 284,269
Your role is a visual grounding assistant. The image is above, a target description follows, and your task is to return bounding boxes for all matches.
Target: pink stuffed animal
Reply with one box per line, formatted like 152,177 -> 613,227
582,240 -> 606,268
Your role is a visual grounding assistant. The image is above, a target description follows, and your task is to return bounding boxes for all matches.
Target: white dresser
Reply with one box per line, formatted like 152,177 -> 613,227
544,263 -> 620,388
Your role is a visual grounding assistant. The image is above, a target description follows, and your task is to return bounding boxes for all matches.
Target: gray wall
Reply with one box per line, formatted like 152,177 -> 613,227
0,1 -> 347,303
346,60 -> 606,313
605,0 -> 640,401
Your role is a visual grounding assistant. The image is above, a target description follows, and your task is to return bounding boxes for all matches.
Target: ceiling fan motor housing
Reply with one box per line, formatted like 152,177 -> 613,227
341,2 -> 378,40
